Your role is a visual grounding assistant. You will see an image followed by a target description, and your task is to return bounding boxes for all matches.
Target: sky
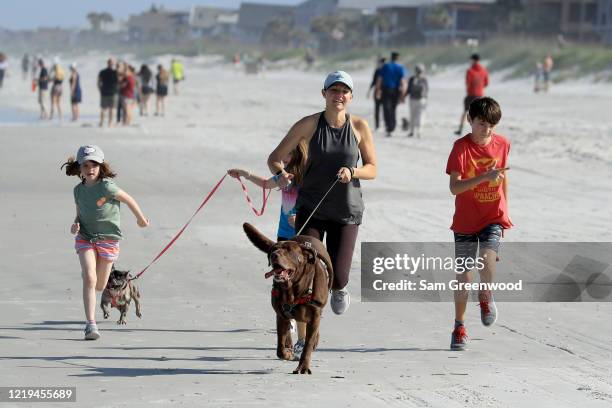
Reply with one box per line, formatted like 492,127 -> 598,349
0,0 -> 302,30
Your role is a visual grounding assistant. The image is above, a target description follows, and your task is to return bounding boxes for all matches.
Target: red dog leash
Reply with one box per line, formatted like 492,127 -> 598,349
131,174 -> 271,280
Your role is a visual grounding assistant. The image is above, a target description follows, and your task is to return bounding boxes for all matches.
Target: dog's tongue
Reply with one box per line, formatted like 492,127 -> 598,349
265,267 -> 286,279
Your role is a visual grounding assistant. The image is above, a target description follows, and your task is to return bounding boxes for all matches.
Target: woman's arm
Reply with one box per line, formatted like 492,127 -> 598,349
115,190 -> 149,227
268,114 -> 317,188
350,117 -> 377,181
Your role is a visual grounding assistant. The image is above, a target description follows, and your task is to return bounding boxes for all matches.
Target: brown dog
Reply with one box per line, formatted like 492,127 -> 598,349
243,222 -> 333,374
101,266 -> 142,325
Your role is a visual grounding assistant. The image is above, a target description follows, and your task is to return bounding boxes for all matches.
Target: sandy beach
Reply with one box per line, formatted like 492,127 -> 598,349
1,54 -> 612,407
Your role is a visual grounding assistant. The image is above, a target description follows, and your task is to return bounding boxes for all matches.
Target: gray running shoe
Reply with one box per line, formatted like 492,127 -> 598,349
293,339 -> 305,361
330,287 -> 350,315
84,323 -> 100,340
478,290 -> 498,327
450,325 -> 468,350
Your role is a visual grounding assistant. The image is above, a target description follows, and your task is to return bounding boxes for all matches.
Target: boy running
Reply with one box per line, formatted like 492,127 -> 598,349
445,97 -> 512,350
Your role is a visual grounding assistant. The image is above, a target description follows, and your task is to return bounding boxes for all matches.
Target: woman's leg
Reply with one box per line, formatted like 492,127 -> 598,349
325,223 -> 359,290
49,93 -> 55,119
78,249 -> 97,322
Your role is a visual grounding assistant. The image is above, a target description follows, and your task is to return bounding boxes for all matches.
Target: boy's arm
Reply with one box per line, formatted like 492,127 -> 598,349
115,190 -> 149,227
449,166 -> 508,195
503,172 -> 508,205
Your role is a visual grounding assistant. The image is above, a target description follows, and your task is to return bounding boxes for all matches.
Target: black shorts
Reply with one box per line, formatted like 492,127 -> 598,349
156,85 -> 168,97
464,95 -> 479,111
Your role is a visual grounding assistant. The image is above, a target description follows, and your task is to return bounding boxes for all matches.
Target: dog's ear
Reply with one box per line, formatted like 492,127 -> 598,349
114,269 -> 129,277
243,222 -> 274,253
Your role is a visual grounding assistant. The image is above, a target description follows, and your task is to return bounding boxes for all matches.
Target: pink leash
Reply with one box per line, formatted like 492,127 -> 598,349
131,174 -> 270,280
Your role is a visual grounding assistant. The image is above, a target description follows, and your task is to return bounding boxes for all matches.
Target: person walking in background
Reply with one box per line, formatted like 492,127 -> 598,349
31,54 -> 39,83
155,64 -> 169,116
375,52 -> 408,137
406,63 -> 428,138
455,53 -> 489,136
21,53 -> 30,81
542,54 -> 554,92
115,61 -> 126,125
366,57 -> 385,131
37,59 -> 49,119
98,58 -> 118,127
69,63 -> 82,122
138,64 -> 153,116
170,58 -> 184,95
0,53 -> 8,89
534,62 -> 544,93
120,65 -> 136,126
49,58 -> 65,121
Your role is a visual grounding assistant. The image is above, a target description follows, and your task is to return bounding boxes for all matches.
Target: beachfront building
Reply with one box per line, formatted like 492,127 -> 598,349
294,0 -> 402,30
127,6 -> 190,43
596,0 -> 612,43
377,0 -> 495,45
189,6 -> 238,39
236,2 -> 295,43
524,0 -> 600,41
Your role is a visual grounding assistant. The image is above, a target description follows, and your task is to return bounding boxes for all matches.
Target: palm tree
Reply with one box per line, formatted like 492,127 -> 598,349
87,11 -> 114,31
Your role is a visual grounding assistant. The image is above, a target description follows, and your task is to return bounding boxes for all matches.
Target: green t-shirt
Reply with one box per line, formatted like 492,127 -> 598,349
74,178 -> 122,241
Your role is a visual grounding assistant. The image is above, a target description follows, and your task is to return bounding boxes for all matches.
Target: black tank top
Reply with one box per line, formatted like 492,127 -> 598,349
296,112 -> 364,224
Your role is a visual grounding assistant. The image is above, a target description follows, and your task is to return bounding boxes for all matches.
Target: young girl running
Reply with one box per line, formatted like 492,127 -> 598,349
63,145 -> 149,340
227,140 -> 308,356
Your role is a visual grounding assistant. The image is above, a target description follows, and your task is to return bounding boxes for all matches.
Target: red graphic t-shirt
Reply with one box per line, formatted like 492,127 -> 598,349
446,134 -> 513,234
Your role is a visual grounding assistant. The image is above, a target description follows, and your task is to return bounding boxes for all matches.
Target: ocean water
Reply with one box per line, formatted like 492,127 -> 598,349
0,106 -> 38,125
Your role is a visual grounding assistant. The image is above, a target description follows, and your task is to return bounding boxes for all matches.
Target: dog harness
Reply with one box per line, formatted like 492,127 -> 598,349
109,279 -> 131,308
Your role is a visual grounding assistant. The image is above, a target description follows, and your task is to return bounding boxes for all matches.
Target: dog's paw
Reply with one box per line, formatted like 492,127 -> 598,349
103,312 -> 109,319
136,311 -> 142,318
117,319 -> 127,325
292,364 -> 312,375
277,348 -> 293,361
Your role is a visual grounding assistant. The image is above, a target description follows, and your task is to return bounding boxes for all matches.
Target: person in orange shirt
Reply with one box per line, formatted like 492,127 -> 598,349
446,97 -> 512,351
455,54 -> 489,136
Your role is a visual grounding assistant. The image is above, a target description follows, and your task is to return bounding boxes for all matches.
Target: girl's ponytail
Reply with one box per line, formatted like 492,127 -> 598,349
61,156 -> 80,176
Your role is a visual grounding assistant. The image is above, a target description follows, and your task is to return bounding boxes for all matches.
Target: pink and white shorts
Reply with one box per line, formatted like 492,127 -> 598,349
75,236 -> 120,261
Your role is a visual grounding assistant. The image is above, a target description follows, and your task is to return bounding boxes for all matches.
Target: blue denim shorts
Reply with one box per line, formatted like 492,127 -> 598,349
454,223 -> 503,261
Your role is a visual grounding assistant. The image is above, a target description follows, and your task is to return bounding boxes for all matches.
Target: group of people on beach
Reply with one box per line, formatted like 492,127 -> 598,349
368,51 -> 430,138
19,53 -> 184,125
26,56 -> 80,121
64,63 -> 511,355
97,57 -> 184,127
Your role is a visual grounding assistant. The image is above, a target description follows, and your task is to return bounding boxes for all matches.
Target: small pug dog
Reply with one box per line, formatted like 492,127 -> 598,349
101,266 -> 142,325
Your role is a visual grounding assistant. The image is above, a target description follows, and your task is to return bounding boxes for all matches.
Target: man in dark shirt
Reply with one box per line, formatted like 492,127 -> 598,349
98,58 -> 118,127
38,59 -> 49,119
366,57 -> 385,130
